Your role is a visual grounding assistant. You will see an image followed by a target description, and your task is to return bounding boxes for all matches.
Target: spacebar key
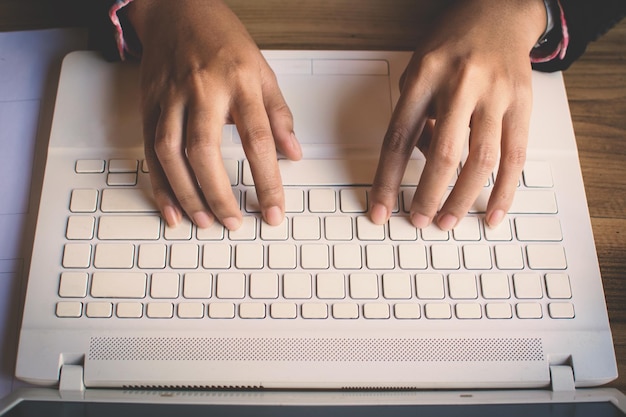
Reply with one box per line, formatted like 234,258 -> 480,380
101,189 -> 158,212
244,159 -> 424,186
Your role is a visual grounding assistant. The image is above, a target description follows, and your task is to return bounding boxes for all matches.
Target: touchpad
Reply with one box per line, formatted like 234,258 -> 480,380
233,60 -> 393,149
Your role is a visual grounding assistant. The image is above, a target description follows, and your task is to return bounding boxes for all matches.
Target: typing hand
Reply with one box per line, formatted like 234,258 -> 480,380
127,0 -> 302,230
369,0 -> 547,230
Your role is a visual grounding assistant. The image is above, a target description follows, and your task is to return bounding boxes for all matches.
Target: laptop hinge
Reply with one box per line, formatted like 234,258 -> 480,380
59,364 -> 85,400
550,365 -> 575,392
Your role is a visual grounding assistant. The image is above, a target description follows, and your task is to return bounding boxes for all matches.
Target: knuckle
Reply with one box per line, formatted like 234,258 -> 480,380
154,134 -> 182,163
383,125 -> 414,155
503,145 -> 527,168
430,141 -> 460,170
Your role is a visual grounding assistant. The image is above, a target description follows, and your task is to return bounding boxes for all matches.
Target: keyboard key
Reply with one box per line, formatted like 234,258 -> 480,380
292,216 -> 321,240
224,159 -> 239,185
261,218 -> 289,241
138,243 -> 166,269
421,224 -> 449,241
513,273 -> 543,299
284,189 -> 305,213
109,159 -> 138,173
268,244 -> 297,269
300,244 -> 330,269
462,245 -> 492,270
485,303 -> 512,319
58,272 -> 88,298
398,244 -> 428,270
66,216 -> 95,240
448,273 -> 478,299
196,222 -> 225,240
70,189 -> 98,213
415,274 -> 445,299
178,302 -> 204,319
170,243 -> 199,269
455,303 -> 482,319
164,218 -> 193,240
63,243 -> 92,268
229,216 -> 256,240
356,216 -> 385,240
515,217 -> 562,241
382,273 -> 412,299
271,303 -> 297,319
340,189 -> 367,213
509,190 -> 558,214
75,159 -> 105,173
183,273 -> 212,298
235,243 -> 264,269
317,273 -> 346,299
250,273 -> 279,299
100,189 -> 157,212
548,303 -> 575,319
349,273 -> 379,299
107,172 -> 137,186
308,189 -> 336,213
56,302 -> 83,318
516,303 -> 543,319
388,216 -> 418,241
394,303 -> 421,319
363,303 -> 390,319
94,243 -> 135,269
494,245 -> 524,270
480,273 -> 511,299
527,244 -> 567,270
146,302 -> 174,319
98,215 -> 161,240
116,302 -> 143,318
332,303 -> 359,319
431,245 -> 460,270
202,244 -> 231,269
86,302 -> 113,318
545,273 -> 572,299
333,244 -> 362,269
150,272 -> 180,298
484,218 -> 512,241
91,272 -> 147,298
239,302 -> 266,319
365,244 -> 395,269
302,303 -> 328,319
523,161 -> 553,188
452,217 -> 480,241
283,273 -> 312,299
209,303 -> 235,319
324,216 -> 353,240
424,303 -> 452,319
216,273 -> 245,299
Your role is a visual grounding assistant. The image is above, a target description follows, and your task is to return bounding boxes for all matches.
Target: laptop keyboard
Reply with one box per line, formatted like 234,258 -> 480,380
56,158 -> 575,321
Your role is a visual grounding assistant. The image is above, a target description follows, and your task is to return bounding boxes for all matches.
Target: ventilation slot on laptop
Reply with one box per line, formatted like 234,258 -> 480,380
89,336 -> 544,362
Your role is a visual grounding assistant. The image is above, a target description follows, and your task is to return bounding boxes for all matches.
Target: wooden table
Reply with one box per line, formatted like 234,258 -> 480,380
1,0 -> 625,391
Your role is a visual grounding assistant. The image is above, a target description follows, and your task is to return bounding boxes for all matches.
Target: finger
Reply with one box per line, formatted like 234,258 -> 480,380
486,94 -> 531,228
153,102 -> 214,228
143,105 -> 184,227
186,99 -> 243,231
263,74 -> 302,161
232,87 -> 285,226
436,105 -> 502,230
410,100 -> 472,228
369,90 -> 430,225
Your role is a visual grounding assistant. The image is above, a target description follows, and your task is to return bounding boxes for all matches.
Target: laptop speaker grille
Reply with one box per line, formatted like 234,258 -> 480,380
88,337 -> 544,362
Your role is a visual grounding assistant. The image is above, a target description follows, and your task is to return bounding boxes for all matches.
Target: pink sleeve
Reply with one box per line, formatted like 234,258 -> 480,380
109,0 -> 137,60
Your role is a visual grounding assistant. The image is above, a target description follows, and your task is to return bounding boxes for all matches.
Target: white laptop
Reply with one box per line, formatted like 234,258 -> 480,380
6,49 -> 621,412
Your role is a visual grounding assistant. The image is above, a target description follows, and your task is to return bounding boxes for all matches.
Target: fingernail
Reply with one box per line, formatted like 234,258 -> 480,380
163,206 -> 180,227
192,211 -> 214,229
437,213 -> 458,231
222,216 -> 242,231
487,209 -> 505,228
410,212 -> 431,229
264,206 -> 283,226
370,203 -> 389,225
